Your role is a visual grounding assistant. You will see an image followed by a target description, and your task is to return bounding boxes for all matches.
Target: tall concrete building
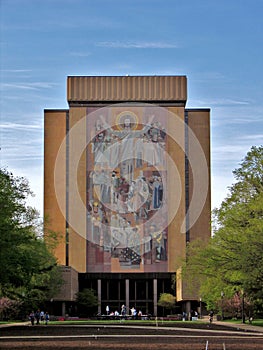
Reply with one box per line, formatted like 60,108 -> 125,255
44,75 -> 210,317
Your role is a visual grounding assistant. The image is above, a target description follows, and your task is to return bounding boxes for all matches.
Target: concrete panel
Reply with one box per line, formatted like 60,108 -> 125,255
44,110 -> 67,265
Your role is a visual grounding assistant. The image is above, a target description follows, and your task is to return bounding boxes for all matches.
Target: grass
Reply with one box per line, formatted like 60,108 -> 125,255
48,319 -> 205,326
1,319 -> 189,326
43,318 -> 263,328
224,319 -> 263,327
2,318 -> 263,327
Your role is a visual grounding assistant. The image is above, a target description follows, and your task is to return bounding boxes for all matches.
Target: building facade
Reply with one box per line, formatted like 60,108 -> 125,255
44,75 -> 211,317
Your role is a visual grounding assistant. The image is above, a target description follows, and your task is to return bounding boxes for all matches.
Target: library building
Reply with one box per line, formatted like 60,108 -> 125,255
44,75 -> 211,318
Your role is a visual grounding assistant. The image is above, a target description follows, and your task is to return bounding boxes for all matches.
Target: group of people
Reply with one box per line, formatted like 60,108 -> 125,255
29,310 -> 49,325
106,305 -> 144,319
182,310 -> 200,321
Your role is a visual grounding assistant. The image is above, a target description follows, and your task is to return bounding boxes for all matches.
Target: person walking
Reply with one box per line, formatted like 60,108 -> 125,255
40,310 -> 45,323
29,311 -> 35,326
121,304 -> 126,317
35,309 -> 40,325
45,311 -> 49,325
209,310 -> 214,324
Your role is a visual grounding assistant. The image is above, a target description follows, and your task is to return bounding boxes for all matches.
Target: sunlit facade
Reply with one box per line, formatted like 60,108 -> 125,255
44,75 -> 211,316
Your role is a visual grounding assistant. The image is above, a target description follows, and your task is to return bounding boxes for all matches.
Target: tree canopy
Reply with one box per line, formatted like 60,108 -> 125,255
75,288 -> 98,316
0,169 -> 61,314
184,146 -> 263,314
157,293 -> 176,310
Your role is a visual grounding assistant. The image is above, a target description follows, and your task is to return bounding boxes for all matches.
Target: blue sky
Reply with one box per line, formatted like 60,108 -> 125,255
0,0 -> 262,216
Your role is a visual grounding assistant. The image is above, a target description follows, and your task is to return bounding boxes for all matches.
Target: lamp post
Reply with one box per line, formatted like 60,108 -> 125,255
221,291 -> 224,320
199,298 -> 202,319
241,290 -> 245,324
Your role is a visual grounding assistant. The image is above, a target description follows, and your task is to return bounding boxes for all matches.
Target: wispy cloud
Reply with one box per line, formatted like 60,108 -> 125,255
211,142 -> 258,166
191,97 -> 251,107
96,41 -> 178,49
213,99 -> 250,106
1,82 -> 57,91
1,69 -> 32,73
1,156 -> 43,161
213,144 -> 249,156
211,108 -> 262,127
69,52 -> 91,57
2,13 -> 120,32
0,136 -> 43,164
216,117 -> 259,125
0,122 -> 42,130
239,134 -> 263,141
190,71 -> 229,83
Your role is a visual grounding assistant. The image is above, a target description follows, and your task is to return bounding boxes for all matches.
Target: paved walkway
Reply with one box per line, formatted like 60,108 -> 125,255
211,320 -> 262,333
0,319 -> 262,334
199,316 -> 263,334
0,321 -> 30,328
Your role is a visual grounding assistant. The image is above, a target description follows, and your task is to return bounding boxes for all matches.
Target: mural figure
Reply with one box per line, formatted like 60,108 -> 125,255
87,110 -> 168,271
149,176 -> 163,210
92,121 -> 108,165
148,224 -> 167,262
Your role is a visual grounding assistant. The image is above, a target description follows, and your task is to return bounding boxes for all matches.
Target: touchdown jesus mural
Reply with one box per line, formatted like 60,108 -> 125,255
86,106 -> 168,272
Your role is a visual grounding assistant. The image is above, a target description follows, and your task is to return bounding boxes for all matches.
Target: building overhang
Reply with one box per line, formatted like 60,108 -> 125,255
67,75 -> 187,105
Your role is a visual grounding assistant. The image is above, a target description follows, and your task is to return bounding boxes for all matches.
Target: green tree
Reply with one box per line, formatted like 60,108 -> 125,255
0,169 -> 61,313
76,288 -> 98,316
157,293 -> 176,314
184,146 -> 263,314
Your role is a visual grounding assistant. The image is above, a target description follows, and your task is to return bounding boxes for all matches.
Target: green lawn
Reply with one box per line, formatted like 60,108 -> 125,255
46,318 -> 263,327
224,319 -> 263,327
1,318 -> 262,327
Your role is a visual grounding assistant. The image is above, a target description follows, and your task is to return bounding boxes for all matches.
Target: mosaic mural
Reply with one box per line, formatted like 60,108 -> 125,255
86,107 -> 168,272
